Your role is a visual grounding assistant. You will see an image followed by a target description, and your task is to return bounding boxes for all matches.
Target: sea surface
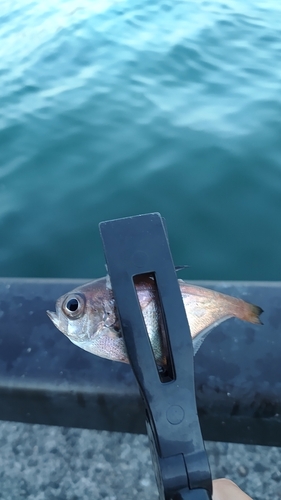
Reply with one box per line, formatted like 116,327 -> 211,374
1,0 -> 281,281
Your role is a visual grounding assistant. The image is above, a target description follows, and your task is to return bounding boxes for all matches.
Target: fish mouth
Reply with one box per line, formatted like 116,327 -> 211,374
46,310 -> 59,329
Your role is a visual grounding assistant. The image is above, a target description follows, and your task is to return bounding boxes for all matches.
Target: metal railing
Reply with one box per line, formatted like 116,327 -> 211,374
0,278 -> 280,446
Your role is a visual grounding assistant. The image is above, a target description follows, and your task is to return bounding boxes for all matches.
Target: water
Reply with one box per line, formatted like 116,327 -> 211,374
1,0 -> 281,281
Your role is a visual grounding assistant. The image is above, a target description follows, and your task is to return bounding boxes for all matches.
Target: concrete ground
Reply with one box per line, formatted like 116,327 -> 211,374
0,421 -> 281,499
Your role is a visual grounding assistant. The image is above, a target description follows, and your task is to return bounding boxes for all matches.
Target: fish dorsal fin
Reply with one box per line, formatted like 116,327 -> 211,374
105,274 -> 112,290
175,265 -> 189,272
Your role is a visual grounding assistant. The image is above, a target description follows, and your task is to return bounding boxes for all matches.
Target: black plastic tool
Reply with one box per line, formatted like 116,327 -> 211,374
99,213 -> 212,500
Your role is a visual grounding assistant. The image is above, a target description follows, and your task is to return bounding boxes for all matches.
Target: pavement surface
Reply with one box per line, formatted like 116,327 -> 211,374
1,421 -> 281,499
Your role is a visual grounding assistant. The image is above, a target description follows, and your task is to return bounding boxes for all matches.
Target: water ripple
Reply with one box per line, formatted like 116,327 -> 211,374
0,0 -> 281,280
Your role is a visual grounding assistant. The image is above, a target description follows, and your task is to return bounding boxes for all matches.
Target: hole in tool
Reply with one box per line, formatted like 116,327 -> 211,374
133,273 -> 175,384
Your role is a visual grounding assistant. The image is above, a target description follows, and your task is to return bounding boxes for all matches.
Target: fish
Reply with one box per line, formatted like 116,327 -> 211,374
47,275 -> 263,366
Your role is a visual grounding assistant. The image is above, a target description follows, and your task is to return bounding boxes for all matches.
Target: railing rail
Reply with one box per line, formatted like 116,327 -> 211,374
0,278 -> 280,446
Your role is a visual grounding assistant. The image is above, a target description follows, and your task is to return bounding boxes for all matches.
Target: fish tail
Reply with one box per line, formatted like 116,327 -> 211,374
240,301 -> 264,325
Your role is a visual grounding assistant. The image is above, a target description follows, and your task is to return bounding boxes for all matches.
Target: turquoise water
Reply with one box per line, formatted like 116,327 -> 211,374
1,0 -> 281,281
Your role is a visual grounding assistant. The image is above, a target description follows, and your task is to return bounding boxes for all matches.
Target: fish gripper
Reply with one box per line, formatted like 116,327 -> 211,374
99,213 -> 212,500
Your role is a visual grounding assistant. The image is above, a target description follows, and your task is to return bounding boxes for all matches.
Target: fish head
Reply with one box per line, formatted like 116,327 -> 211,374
47,278 -> 128,362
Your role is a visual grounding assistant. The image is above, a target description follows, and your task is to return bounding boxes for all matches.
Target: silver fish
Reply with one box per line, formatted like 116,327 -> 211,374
47,275 -> 263,365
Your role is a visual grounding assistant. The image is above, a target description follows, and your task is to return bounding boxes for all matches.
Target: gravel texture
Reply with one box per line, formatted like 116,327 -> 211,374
0,420 -> 281,499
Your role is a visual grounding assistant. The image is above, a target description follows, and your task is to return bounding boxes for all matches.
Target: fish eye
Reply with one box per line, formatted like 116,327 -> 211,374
67,298 -> 79,312
62,294 -> 85,318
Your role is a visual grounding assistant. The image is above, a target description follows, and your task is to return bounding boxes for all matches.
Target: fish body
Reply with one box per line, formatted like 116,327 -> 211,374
47,276 -> 263,365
